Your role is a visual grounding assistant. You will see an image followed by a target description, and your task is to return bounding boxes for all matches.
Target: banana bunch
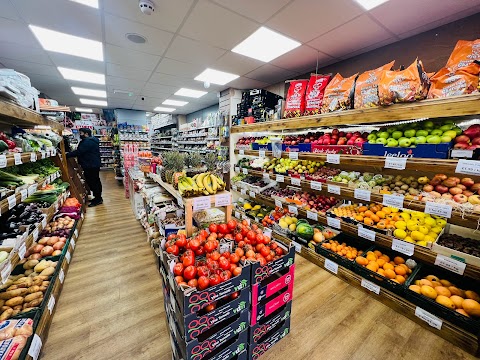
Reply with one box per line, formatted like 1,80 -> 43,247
192,172 -> 226,196
178,176 -> 202,197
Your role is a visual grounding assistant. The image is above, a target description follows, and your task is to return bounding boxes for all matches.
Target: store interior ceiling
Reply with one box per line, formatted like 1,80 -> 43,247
0,0 -> 478,116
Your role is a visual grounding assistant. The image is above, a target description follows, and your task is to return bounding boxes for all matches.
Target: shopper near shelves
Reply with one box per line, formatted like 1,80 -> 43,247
66,128 -> 103,207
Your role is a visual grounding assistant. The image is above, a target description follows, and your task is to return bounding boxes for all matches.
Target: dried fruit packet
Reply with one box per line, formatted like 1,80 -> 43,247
321,73 -> 358,113
354,61 -> 395,109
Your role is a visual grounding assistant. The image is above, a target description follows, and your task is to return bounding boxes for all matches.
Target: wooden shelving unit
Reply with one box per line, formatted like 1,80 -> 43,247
0,99 -> 64,132
231,94 -> 480,133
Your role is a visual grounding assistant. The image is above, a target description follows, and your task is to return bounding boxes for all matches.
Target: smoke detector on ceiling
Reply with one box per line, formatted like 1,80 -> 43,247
139,0 -> 155,15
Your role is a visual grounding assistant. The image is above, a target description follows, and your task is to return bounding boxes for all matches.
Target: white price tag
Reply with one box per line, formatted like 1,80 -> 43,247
326,154 -> 340,164
451,149 -> 473,158
262,173 -> 269,180
66,251 -> 71,264
18,244 -> 26,260
384,157 -> 407,170
242,215 -> 250,225
275,199 -> 283,208
310,181 -> 322,191
383,194 -> 404,209
30,152 -> 37,162
291,177 -> 301,186
327,217 -> 341,229
74,229 -> 79,238
239,149 -> 244,155
249,191 -> 256,198
288,205 -> 298,215
354,189 -> 371,202
20,189 -> 28,201
81,213 -> 84,220
32,228 -> 39,241
435,254 -> 466,275
234,211 -> 240,219
361,279 -> 380,294
71,238 -> 76,249
0,155 -> 6,168
289,152 -> 298,160
425,202 -> 452,219
327,184 -> 340,195
59,269 -> 65,284
232,185 -> 238,191
215,193 -> 231,207
456,159 -> 480,175
392,238 -> 415,256
292,241 -> 301,253
358,226 -> 375,241
193,196 -> 211,211
415,307 -> 442,330
307,210 -> 318,221
242,168 -> 248,175
52,148 -> 57,156
1,263 -> 12,284
324,259 -> 338,274
28,334 -> 42,360
41,151 -> 46,159
276,174 -> 284,183
240,188 -> 247,196
234,167 -> 240,172
14,153 -> 22,165
7,195 -> 16,209
41,217 -> 47,229
259,150 -> 266,158
263,228 -> 272,238
47,295 -> 56,315
28,184 -> 38,196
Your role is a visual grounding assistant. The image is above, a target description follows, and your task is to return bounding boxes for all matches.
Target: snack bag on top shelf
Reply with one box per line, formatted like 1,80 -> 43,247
354,61 -> 395,109
321,72 -> 358,113
304,73 -> 331,116
446,39 -> 480,72
427,62 -> 480,99
379,59 -> 430,105
283,79 -> 309,118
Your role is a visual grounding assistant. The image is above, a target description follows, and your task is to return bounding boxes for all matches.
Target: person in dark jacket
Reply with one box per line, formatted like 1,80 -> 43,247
67,128 -> 103,207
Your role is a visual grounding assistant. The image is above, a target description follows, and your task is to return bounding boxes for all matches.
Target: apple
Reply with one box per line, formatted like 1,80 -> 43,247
453,194 -> 468,203
449,187 -> 463,195
416,136 -> 427,144
386,138 -> 399,147
455,135 -> 471,144
423,121 -> 434,129
386,127 -> 396,134
416,130 -> 429,137
441,135 -> 452,143
443,130 -> 457,139
337,138 -> 346,145
346,133 -> 353,139
423,184 -> 433,192
472,137 -> 480,145
392,131 -> 403,139
376,138 -> 387,145
332,129 -> 339,135
367,134 -> 377,141
463,190 -> 474,197
440,124 -> 453,132
353,131 -> 361,137
460,177 -> 474,188
467,145 -> 479,150
453,142 -> 469,149
323,139 -> 330,145
399,138 -> 411,147
409,137 -> 417,145
368,140 -> 376,144
378,131 -> 389,139
468,195 -> 480,205
347,139 -> 355,145
426,135 -> 441,144
442,193 -> 453,199
404,129 -> 416,138
339,131 -> 346,137
435,184 -> 449,194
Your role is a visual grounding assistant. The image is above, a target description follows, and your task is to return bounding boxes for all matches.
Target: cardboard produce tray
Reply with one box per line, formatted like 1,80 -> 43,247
251,264 -> 295,306
249,241 -> 295,285
247,317 -> 291,360
249,301 -> 292,345
251,282 -> 293,326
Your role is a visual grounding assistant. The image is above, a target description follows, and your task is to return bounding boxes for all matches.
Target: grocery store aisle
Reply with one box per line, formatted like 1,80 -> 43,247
42,172 -> 171,360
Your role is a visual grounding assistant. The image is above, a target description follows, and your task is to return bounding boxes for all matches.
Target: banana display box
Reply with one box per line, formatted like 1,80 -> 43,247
178,172 -> 226,197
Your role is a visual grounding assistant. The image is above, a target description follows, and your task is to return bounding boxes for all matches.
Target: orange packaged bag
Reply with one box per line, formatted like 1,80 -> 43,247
354,61 -> 395,109
428,63 -> 480,99
379,59 -> 430,105
446,39 -> 480,72
321,73 -> 358,113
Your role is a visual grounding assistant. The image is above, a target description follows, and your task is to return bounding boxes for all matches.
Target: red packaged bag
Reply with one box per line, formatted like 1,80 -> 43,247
304,74 -> 331,116
321,73 -> 358,113
283,79 -> 309,118
354,61 -> 395,109
428,63 -> 480,99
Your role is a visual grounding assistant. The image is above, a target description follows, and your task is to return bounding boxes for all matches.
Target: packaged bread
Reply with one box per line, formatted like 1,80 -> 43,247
284,79 -> 309,118
354,61 -> 395,109
321,73 -> 358,113
446,39 -> 480,72
303,73 -> 331,115
428,62 -> 480,99
0,335 -> 29,360
0,318 -> 34,340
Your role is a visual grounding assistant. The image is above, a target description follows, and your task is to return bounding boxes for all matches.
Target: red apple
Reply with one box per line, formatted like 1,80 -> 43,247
337,138 -> 346,145
346,133 -> 353,139
323,139 -> 330,145
338,131 -> 346,137
472,137 -> 480,145
454,142 -> 469,149
461,177 -> 474,188
471,183 -> 480,192
454,135 -> 471,144
453,194 -> 468,203
435,184 -> 449,194
463,190 -> 474,197
423,185 -> 434,192
332,129 -> 339,135
449,187 -> 463,195
467,145 -> 479,150
442,193 -> 453,199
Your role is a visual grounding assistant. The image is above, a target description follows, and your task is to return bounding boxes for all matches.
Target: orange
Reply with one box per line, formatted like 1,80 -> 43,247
386,214 -> 395,221
436,295 -> 455,309
355,257 -> 368,266
358,206 -> 368,212
366,252 -> 377,262
463,299 -> 480,317
450,295 -> 464,309
379,254 -> 390,263
395,275 -> 406,284
364,218 -> 374,226
364,210 -> 374,218
394,266 -> 406,276
373,250 -> 382,258
419,279 -> 433,287
384,269 -> 396,279
377,221 -> 386,230
370,214 -> 380,223
377,268 -> 386,276
383,263 -> 394,271
456,309 -> 470,317
366,262 -> 379,272
449,287 -> 466,298
393,256 -> 405,265
409,285 -> 421,294
420,285 -> 438,299
376,211 -> 386,219
376,259 -> 386,268
355,215 -> 364,222
426,275 -> 440,282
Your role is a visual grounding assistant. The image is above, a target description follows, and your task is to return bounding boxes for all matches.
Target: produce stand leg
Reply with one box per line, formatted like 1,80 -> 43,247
185,202 -> 193,236
225,204 -> 232,223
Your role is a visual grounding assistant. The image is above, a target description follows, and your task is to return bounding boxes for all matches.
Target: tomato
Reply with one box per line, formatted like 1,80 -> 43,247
175,276 -> 184,283
260,246 -> 270,258
200,229 -> 209,239
173,263 -> 184,276
230,263 -> 237,273
219,270 -> 231,282
166,244 -> 179,256
175,236 -> 187,248
197,266 -> 209,277
245,250 -> 255,259
218,224 -> 229,234
241,227 -> 248,237
224,233 -> 234,240
196,259 -> 206,267
235,233 -> 243,243
266,254 -> 273,262
247,231 -> 256,241
187,279 -> 198,288
183,265 -> 197,280
204,240 -> 216,253
198,276 -> 209,290
178,281 -> 187,286
241,220 -> 249,226
207,235 -> 216,242
230,253 -> 240,264
195,247 -> 205,256
189,239 -> 200,251
235,248 -> 244,257
238,241 -> 245,248
227,220 -> 237,230
256,243 -> 265,252
182,250 -> 195,267
219,257 -> 230,270
205,302 -> 216,312
230,291 -> 239,299
233,267 -> 242,277
275,247 -> 284,256
263,236 -> 271,244
207,259 -> 219,272
256,234 -> 264,244
210,251 -> 221,261
209,224 -> 218,233
167,233 -> 177,241
257,256 -> 267,266
271,242 -> 278,250
252,224 -> 258,231
209,274 -> 221,287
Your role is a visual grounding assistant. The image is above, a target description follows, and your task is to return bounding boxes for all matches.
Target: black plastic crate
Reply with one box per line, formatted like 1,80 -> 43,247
250,241 -> 295,285
249,301 -> 292,345
247,317 -> 291,360
251,264 -> 295,305
251,281 -> 293,326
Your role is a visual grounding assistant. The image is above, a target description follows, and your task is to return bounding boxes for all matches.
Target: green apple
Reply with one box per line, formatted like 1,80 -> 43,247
426,135 -> 441,144
399,138 -> 412,147
376,138 -> 387,145
368,140 -> 376,144
423,121 -> 434,129
386,138 -> 399,147
430,129 -> 443,136
416,130 -> 429,137
409,137 -> 417,145
378,131 -> 389,139
392,131 -> 403,140
442,130 -> 457,139
371,130 -> 378,134
441,135 -> 452,143
367,134 -> 377,141
452,126 -> 463,135
440,124 -> 453,132
386,127 -> 396,134
416,136 -> 427,144
404,129 -> 416,138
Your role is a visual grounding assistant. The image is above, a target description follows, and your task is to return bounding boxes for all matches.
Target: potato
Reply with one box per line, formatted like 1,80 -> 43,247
27,286 -> 41,294
5,297 -> 24,307
0,300 -> 4,307
0,309 -> 13,320
0,280 -> 13,290
42,281 -> 50,287
24,292 -> 42,303
24,270 -> 34,276
23,260 -> 39,270
23,298 -> 42,308
11,310 -> 20,316
28,273 -> 39,278
34,261 -> 50,273
39,267 -> 55,276
33,276 -> 49,282
13,277 -> 28,284
1,306 -> 11,312
12,305 -> 22,310
40,287 -> 48,292
21,307 -> 35,313
0,288 -> 28,300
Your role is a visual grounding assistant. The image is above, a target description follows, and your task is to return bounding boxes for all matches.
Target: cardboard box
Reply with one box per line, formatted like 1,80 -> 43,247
251,264 -> 295,305
250,242 -> 295,285
282,143 -> 311,152
311,144 -> 362,155
247,317 -> 291,360
251,282 -> 294,326
362,143 -> 450,159
249,301 -> 292,345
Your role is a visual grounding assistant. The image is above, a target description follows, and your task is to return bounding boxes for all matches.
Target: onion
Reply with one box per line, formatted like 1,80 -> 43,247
52,250 -> 62,256
32,244 -> 44,253
29,253 -> 42,260
53,242 -> 64,250
40,246 -> 54,257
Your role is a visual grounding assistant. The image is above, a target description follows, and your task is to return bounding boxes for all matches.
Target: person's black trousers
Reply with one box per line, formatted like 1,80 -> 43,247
83,167 -> 103,201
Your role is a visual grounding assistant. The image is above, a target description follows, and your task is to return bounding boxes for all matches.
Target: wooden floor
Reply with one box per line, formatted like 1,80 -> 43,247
42,172 -> 477,360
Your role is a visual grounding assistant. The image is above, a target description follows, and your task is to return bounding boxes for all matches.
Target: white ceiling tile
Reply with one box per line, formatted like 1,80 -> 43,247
107,97 -> 136,108
132,102 -> 157,111
266,0 -> 363,43
156,58 -> 204,78
0,58 -> 61,78
105,44 -> 160,71
106,89 -> 138,99
0,41 -> 52,65
28,74 -> 67,88
244,64 -> 296,84
49,53 -> 105,74
0,1 -> 20,20
103,0 -> 194,33
0,18 -> 41,48
211,0 -> 291,23
12,0 -> 102,41
165,36 -> 226,65
142,82 -> 177,96
135,96 -> 169,107
370,0 -> 479,36
308,15 -> 392,58
228,77 -> 270,90
271,45 -> 336,73
213,52 -> 264,76
106,63 -> 152,81
104,14 -> 174,56
106,76 -> 146,91
179,0 -> 258,50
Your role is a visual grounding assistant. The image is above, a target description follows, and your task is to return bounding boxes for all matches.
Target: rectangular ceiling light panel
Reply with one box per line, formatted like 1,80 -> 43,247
195,68 -> 239,86
353,0 -> 389,10
29,25 -> 103,61
232,27 -> 301,62
154,107 -> 176,112
70,0 -> 99,8
80,98 -> 108,106
58,67 -> 105,84
71,87 -> 106,98
75,107 -> 93,112
175,88 -> 207,98
163,99 -> 188,106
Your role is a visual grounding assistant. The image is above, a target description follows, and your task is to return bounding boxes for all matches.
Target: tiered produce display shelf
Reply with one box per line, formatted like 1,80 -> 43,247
0,99 -> 64,132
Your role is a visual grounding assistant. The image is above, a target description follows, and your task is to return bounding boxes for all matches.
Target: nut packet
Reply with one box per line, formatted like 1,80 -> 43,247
321,73 -> 358,113
354,61 -> 395,109
304,73 -> 331,116
283,79 -> 309,118
428,62 -> 480,99
446,39 -> 480,72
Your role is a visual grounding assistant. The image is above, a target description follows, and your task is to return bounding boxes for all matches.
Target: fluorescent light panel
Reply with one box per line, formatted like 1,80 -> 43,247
29,25 -> 103,61
163,99 -> 188,106
353,0 -> 389,10
58,67 -> 105,85
75,107 -> 93,112
71,87 -> 106,98
154,107 -> 176,112
175,88 -> 207,98
70,0 -> 99,8
80,98 -> 107,106
195,68 -> 239,86
232,27 -> 301,62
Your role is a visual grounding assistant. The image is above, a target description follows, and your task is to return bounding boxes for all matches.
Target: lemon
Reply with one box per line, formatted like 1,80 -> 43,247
430,226 -> 442,234
289,223 -> 296,231
404,236 -> 413,243
414,212 -> 425,218
424,235 -> 436,243
406,220 -> 419,231
279,220 -> 288,229
416,240 -> 428,247
394,221 -> 407,230
243,203 -> 252,210
400,213 -> 411,221
418,226 -> 429,235
253,205 -> 261,210
292,217 -> 298,224
436,219 -> 447,227
285,217 -> 293,225
390,207 -> 399,213
427,232 -> 438,239
424,218 -> 436,227
393,229 -> 407,239
411,231 -> 425,241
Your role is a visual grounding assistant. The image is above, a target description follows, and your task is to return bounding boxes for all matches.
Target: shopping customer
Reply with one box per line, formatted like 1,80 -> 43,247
67,128 -> 103,207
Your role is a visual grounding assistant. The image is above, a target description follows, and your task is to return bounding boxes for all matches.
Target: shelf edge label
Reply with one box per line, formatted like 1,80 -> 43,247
415,307 -> 442,330
391,238 -> 414,256
384,157 -> 407,170
324,259 -> 338,274
434,254 -> 466,275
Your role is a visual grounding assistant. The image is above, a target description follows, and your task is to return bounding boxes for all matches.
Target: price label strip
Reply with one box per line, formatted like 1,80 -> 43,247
289,152 -> 298,160
30,152 -> 37,162
263,228 -> 272,238
259,150 -> 266,158
242,168 -> 248,175
384,157 -> 407,170
425,202 -> 452,219
232,185 -> 237,191
415,307 -> 442,330
59,269 -> 65,284
249,191 -> 256,198
0,155 -> 6,168
434,254 -> 466,275
14,153 -> 22,165
327,217 -> 341,229
48,295 -> 56,315
306,210 -> 318,221
292,241 -> 301,253
361,278 -> 380,294
239,149 -> 244,155
383,194 -> 404,209
288,205 -> 298,215
234,211 -> 241,219
215,193 -> 231,207
354,189 -> 371,202
324,259 -> 338,274
326,153 -> 340,164
1,263 -> 12,284
240,188 -> 247,196
392,238 -> 414,256
262,173 -> 269,180
275,199 -> 283,208
358,226 -> 375,241
193,196 -> 211,211
291,177 -> 301,186
7,195 -> 16,210
234,167 -> 239,173
66,251 -> 71,264
327,184 -> 340,195
276,174 -> 284,183
28,334 -> 42,360
311,181 -> 322,191
455,159 -> 480,175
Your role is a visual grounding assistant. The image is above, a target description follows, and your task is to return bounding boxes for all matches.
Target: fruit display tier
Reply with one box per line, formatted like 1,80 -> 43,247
0,150 -> 58,168
231,94 -> 480,133
237,166 -> 479,230
235,214 -> 480,357
149,173 -> 232,236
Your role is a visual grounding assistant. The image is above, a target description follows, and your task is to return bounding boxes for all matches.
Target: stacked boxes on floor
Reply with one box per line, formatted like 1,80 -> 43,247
237,89 -> 282,121
157,240 -> 295,360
